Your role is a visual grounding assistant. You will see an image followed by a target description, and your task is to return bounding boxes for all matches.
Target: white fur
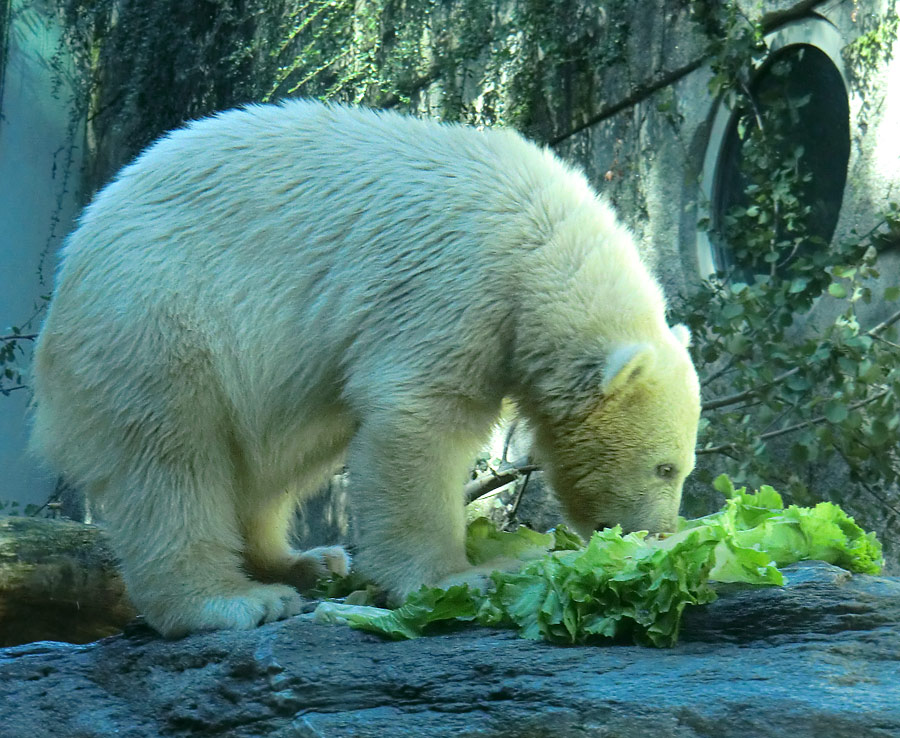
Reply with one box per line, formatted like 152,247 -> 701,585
31,100 -> 700,636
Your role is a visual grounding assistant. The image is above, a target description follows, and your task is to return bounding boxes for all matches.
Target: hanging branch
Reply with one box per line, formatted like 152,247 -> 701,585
464,464 -> 540,504
698,390 -> 891,455
702,307 -> 900,412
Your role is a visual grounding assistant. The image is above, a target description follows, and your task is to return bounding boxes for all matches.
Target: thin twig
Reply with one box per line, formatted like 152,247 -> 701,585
702,356 -> 738,386
501,419 -> 520,464
508,470 -> 533,520
464,464 -> 540,504
830,443 -> 900,519
871,334 -> 900,351
702,307 -> 900,412
699,389 -> 891,455
867,306 -> 900,337
702,366 -> 800,411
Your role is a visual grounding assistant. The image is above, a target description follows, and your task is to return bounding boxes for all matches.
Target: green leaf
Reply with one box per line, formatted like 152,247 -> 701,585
550,525 -> 585,551
824,400 -> 849,424
317,482 -> 883,648
828,283 -> 848,298
713,473 -> 736,497
466,517 -> 555,565
721,303 -> 745,320
788,277 -> 808,294
314,584 -> 480,639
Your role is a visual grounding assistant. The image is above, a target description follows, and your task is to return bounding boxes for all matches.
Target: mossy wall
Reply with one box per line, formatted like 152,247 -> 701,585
62,0 -> 707,198
52,0 -> 900,291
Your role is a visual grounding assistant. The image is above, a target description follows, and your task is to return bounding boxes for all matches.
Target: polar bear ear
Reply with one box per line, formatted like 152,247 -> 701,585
601,344 -> 655,396
670,324 -> 692,348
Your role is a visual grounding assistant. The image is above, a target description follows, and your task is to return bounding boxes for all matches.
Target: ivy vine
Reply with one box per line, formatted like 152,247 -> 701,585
677,2 -> 900,542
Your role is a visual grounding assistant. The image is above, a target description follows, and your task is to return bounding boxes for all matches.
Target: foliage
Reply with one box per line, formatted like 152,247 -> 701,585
262,0 -> 627,134
51,0 -> 633,190
314,480 -> 882,647
2,3 -> 86,397
676,3 -> 900,530
0,329 -> 33,396
0,498 -> 45,516
842,4 -> 899,90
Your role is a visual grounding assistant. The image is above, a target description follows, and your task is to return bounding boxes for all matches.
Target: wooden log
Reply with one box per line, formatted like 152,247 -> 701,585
0,517 -> 135,646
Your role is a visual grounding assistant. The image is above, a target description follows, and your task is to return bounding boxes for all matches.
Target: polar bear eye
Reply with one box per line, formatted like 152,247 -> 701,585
655,463 -> 677,480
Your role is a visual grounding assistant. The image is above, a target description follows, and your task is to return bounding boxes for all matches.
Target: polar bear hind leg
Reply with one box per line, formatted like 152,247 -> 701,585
100,450 -> 308,638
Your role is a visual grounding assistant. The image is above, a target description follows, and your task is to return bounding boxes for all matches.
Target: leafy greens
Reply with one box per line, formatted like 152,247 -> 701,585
313,476 -> 883,647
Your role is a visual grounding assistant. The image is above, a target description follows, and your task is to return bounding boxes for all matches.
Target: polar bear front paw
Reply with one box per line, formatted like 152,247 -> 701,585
287,545 -> 352,590
150,582 -> 306,638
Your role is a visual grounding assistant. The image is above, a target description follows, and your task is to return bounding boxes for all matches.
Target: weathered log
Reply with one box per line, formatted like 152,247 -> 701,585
0,517 -> 135,647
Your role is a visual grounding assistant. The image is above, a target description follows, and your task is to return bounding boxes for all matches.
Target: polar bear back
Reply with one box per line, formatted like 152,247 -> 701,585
34,101 -> 671,491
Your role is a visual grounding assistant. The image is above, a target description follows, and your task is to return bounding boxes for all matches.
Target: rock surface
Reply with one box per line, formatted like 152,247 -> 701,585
1,561 -> 898,738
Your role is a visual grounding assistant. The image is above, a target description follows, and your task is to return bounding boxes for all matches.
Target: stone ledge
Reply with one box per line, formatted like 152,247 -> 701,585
1,560 -> 897,738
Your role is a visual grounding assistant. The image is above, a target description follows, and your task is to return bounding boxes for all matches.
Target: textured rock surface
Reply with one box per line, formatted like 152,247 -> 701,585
1,561 -> 898,738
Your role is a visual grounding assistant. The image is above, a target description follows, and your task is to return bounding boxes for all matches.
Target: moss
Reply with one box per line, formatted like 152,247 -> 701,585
842,6 -> 899,90
54,0 -> 638,192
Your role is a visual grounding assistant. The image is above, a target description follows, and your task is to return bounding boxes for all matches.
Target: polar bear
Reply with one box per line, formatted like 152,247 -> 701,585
31,100 -> 701,637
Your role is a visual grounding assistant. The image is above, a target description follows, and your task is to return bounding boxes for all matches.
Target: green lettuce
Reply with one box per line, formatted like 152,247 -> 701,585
682,475 -> 883,576
313,476 -> 883,647
314,584 -> 478,639
465,517 -> 583,565
478,525 -> 722,646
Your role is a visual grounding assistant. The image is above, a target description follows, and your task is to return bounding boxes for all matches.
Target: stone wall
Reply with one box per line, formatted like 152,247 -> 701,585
0,0 -> 86,511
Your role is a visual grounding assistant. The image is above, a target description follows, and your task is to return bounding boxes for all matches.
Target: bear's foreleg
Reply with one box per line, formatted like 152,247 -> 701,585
347,408 -> 493,601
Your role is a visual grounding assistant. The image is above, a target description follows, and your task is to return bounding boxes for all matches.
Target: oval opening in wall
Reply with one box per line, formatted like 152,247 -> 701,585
697,17 -> 851,280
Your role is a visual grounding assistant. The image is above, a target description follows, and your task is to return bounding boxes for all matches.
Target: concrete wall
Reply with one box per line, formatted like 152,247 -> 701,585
549,0 -> 899,307
0,0 -> 83,511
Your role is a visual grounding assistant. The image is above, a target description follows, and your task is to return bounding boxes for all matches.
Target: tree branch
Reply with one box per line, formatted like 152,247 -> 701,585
698,389 -> 891,455
464,464 -> 540,504
548,57 -> 706,146
702,355 -> 739,386
702,366 -> 800,411
830,443 -> 900,520
867,306 -> 900,338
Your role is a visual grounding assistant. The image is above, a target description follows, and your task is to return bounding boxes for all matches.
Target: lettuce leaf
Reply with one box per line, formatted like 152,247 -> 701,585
314,584 -> 479,639
481,525 -> 721,646
313,477 -> 883,647
683,475 -> 883,575
465,517 -> 584,565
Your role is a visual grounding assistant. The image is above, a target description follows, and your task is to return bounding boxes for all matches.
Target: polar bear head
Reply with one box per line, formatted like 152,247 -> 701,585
537,325 -> 701,539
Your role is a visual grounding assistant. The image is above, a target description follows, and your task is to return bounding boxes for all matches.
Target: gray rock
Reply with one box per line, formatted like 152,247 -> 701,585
1,561 -> 898,738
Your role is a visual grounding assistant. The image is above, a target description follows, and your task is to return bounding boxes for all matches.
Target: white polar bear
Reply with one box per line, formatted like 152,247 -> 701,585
31,100 -> 701,637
